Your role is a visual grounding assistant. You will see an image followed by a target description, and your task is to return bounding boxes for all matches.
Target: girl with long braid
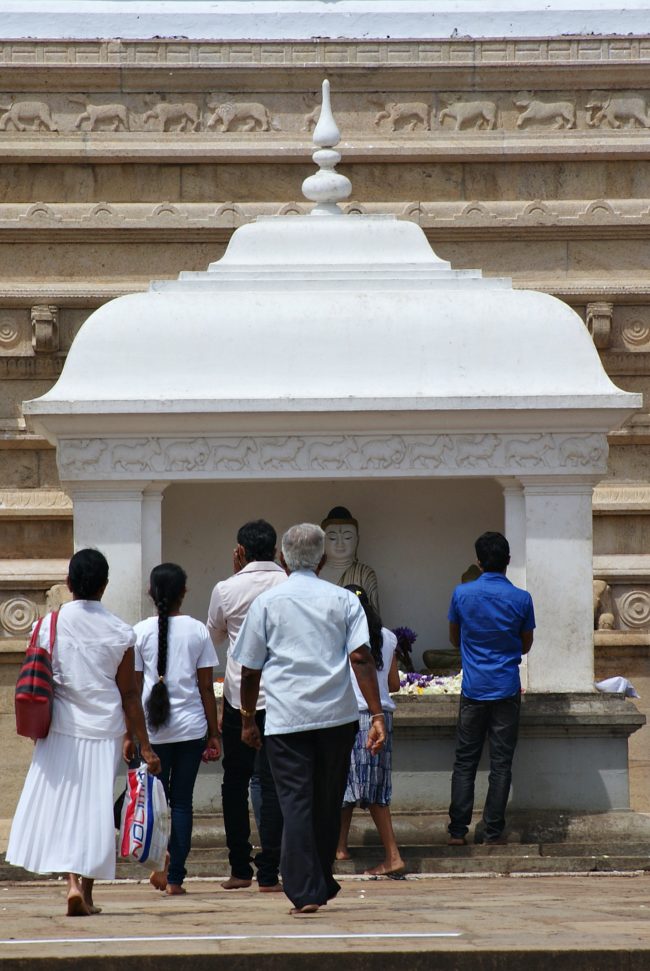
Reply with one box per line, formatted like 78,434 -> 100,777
336,585 -> 405,876
134,563 -> 221,895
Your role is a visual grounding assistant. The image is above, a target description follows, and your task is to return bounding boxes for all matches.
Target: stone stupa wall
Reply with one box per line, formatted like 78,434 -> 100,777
0,30 -> 649,807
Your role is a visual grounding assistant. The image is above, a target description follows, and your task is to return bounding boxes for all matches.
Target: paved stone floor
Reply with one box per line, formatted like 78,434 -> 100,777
0,873 -> 648,969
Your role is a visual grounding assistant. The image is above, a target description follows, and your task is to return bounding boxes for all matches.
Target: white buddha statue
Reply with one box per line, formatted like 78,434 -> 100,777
319,506 -> 380,612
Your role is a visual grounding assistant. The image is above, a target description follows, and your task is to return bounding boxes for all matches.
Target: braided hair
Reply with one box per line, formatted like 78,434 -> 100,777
145,562 -> 187,730
344,584 -> 384,671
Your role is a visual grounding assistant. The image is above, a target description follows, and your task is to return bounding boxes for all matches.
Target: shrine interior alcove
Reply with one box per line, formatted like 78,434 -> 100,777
161,477 -> 504,665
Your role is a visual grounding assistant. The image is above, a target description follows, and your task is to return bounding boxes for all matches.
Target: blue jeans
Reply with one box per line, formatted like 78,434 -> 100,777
448,692 -> 521,842
154,737 -> 205,886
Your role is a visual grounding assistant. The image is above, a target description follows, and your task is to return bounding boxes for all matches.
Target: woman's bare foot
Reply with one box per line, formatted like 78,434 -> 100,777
150,852 -> 170,891
259,883 -> 283,893
165,884 -> 186,896
80,877 -> 101,914
335,849 -> 351,861
289,904 -> 320,916
66,890 -> 91,917
364,858 -> 405,877
221,876 -> 252,890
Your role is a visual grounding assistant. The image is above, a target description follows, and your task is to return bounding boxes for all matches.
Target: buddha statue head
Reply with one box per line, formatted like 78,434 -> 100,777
321,506 -> 359,571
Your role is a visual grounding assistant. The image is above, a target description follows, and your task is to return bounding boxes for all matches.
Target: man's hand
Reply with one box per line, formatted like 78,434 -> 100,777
366,716 -> 386,755
241,717 -> 262,750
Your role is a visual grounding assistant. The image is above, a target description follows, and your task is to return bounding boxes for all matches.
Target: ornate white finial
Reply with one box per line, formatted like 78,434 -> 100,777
301,79 -> 352,216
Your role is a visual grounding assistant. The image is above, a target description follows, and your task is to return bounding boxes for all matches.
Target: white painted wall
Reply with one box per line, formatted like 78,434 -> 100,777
161,476 -> 503,669
3,1 -> 650,41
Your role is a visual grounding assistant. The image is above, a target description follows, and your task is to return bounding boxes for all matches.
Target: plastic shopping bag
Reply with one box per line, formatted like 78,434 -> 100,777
119,763 -> 170,872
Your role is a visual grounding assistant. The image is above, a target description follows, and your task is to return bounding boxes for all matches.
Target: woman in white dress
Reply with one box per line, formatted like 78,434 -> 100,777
6,548 -> 161,916
134,562 -> 220,895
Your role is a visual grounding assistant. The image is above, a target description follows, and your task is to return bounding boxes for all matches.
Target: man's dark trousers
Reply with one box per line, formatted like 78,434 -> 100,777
221,697 -> 283,886
265,721 -> 357,909
448,692 -> 521,842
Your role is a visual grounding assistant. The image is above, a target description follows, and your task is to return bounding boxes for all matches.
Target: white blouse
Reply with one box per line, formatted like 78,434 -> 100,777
39,599 -> 136,740
134,614 -> 218,744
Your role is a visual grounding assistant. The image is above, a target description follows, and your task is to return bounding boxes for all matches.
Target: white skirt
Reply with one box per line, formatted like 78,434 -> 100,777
6,730 -> 122,880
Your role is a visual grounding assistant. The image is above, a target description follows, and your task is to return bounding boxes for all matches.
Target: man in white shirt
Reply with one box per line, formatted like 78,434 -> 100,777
207,519 -> 287,892
233,522 -> 386,915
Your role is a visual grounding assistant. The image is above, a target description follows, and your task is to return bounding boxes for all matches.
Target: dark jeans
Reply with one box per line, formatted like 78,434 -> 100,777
221,698 -> 283,886
448,692 -> 521,842
265,721 -> 357,909
155,736 -> 205,886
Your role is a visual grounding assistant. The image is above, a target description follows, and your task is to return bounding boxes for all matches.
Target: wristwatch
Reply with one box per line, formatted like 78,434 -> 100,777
240,706 -> 256,718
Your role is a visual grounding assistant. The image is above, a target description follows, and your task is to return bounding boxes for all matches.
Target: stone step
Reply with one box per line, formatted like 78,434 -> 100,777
3,811 -> 650,882
3,841 -> 648,883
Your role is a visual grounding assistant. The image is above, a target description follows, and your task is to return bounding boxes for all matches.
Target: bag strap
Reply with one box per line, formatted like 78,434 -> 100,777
27,616 -> 44,651
48,610 -> 59,657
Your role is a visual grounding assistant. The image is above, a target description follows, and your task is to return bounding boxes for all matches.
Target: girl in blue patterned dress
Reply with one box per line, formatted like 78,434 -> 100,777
336,585 -> 405,875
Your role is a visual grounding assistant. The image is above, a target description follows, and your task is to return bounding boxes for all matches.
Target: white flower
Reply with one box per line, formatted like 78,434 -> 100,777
396,673 -> 462,696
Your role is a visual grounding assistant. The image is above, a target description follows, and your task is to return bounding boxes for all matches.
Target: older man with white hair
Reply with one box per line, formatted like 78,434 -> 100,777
232,522 -> 386,916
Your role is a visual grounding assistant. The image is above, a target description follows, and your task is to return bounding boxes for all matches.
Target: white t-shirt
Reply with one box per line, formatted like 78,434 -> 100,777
134,614 -> 218,744
351,628 -> 397,713
40,599 -> 136,740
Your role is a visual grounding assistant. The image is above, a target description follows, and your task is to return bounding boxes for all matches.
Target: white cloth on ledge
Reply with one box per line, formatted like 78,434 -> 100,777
595,676 -> 640,698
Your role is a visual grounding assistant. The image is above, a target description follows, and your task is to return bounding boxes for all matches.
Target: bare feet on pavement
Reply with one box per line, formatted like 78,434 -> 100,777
221,876 -> 252,890
66,890 -> 91,917
335,849 -> 351,861
290,904 -> 320,916
150,852 -> 170,891
364,858 -> 405,876
165,884 -> 187,896
259,883 -> 283,893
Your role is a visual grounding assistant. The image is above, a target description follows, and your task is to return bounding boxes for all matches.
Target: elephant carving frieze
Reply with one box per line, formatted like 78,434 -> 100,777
0,89 -> 647,135
57,433 -> 609,480
586,94 -> 650,129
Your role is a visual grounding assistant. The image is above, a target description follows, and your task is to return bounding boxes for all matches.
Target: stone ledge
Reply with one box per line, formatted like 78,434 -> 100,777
0,490 -> 72,518
0,131 -> 649,164
595,630 -> 650,648
394,692 -> 645,739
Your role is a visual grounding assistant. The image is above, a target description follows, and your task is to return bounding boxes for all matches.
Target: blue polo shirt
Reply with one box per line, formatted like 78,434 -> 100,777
448,572 -> 535,701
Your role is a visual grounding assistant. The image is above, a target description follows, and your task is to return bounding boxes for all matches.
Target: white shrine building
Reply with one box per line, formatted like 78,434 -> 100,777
23,78 -> 645,816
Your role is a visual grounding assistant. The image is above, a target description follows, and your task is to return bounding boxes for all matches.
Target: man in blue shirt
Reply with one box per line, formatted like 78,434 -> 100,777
447,531 -> 535,845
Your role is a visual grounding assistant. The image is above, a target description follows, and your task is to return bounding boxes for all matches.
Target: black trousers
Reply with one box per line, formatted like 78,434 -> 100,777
221,698 -> 283,886
265,721 -> 358,909
448,692 -> 521,842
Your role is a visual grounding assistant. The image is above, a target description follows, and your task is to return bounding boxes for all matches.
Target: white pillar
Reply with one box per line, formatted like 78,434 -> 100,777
501,479 -> 526,589
141,485 -> 167,617
522,477 -> 596,693
68,483 -> 163,624
500,478 -> 528,688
